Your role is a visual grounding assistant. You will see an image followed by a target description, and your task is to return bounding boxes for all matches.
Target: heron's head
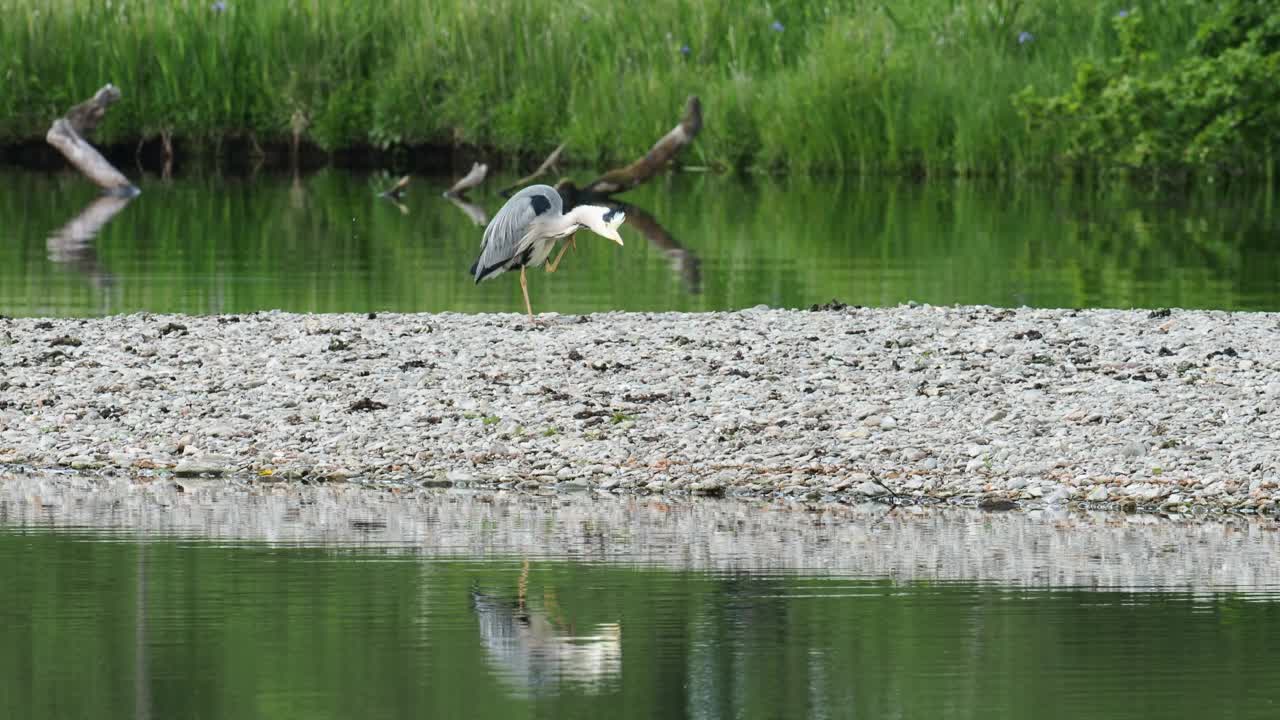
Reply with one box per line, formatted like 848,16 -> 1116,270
580,205 -> 626,245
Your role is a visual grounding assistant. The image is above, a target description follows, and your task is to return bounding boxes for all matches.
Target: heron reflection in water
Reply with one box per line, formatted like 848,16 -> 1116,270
470,559 -> 621,697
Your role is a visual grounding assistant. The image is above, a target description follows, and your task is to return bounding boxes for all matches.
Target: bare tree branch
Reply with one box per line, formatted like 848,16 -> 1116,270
444,162 -> 488,197
500,141 -> 567,197
46,84 -> 139,197
581,96 -> 702,196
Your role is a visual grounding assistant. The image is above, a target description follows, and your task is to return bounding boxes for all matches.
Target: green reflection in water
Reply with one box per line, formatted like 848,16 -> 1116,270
0,170 -> 1277,317
2,529 -> 1279,719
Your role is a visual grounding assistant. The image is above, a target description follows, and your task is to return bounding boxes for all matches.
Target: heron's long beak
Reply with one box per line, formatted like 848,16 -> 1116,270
604,211 -> 626,245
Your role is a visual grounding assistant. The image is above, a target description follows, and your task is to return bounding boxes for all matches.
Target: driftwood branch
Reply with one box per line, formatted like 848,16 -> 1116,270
581,96 -> 702,196
444,162 -> 488,197
500,141 -> 567,198
46,84 -> 139,197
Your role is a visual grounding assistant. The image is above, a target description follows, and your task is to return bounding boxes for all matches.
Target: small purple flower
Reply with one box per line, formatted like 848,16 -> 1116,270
1116,9 -> 1131,18
211,0 -> 226,12
680,44 -> 691,56
1017,31 -> 1034,45
770,20 -> 785,33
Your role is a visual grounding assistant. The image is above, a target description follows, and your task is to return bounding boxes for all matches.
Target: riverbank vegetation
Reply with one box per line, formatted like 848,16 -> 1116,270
0,1 -> 1275,178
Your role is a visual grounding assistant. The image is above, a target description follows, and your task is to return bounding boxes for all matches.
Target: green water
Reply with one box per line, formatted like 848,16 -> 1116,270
1,170 -> 1278,317
2,522 -> 1279,719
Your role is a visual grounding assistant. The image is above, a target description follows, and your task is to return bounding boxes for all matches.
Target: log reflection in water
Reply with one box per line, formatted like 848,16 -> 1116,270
444,193 -> 490,226
376,174 -> 410,214
46,194 -> 133,290
608,199 -> 701,294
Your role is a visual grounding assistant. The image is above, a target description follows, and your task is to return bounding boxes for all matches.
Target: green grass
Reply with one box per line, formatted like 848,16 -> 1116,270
0,1 -> 1222,176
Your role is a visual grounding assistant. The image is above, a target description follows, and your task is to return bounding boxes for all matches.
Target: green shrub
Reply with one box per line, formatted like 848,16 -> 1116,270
1017,2 -> 1280,178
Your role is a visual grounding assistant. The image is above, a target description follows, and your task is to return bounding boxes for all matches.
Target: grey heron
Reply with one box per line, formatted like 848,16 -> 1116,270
469,184 -> 625,320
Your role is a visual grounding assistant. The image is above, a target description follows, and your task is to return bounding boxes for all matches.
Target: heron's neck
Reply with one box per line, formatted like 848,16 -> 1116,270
554,205 -> 602,237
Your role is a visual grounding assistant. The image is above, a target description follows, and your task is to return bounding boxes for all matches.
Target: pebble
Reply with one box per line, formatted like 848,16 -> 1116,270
174,458 -> 227,477
689,479 -> 725,495
856,481 -> 886,497
1044,487 -> 1073,506
1121,441 -> 1147,458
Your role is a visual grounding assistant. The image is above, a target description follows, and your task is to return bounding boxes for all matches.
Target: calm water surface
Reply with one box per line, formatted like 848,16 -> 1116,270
2,479 -> 1279,719
1,169 -> 1278,316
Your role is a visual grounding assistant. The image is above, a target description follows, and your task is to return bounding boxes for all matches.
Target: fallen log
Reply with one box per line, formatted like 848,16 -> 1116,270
46,84 -> 139,197
580,96 -> 702,196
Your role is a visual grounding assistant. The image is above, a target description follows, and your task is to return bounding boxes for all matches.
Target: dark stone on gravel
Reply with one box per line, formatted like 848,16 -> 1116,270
809,299 -> 849,311
348,398 -> 387,412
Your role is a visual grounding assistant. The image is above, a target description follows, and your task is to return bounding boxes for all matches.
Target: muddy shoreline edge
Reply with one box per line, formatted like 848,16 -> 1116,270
2,305 -> 1277,516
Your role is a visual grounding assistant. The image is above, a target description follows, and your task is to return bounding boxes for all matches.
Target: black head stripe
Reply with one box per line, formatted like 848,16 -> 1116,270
530,194 -> 552,216
602,207 -> 623,223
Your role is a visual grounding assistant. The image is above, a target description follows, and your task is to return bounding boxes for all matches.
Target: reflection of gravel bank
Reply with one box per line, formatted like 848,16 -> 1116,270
0,307 -> 1277,514
2,474 -> 1278,591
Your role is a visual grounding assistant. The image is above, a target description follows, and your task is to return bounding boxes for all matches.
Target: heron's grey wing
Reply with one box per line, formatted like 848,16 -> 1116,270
470,185 -> 562,282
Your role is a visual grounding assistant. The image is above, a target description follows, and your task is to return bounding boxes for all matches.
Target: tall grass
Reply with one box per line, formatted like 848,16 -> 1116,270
0,1 -> 1212,175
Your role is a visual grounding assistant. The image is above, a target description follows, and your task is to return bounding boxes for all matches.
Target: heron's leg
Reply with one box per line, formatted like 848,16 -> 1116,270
520,266 -> 534,320
545,232 -> 577,274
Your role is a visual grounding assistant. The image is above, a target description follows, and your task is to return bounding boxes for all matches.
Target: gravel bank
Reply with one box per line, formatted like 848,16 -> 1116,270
1,306 -> 1277,514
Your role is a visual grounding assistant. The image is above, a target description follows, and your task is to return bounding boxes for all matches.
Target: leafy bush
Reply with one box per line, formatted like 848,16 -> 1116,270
1018,2 -> 1280,178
